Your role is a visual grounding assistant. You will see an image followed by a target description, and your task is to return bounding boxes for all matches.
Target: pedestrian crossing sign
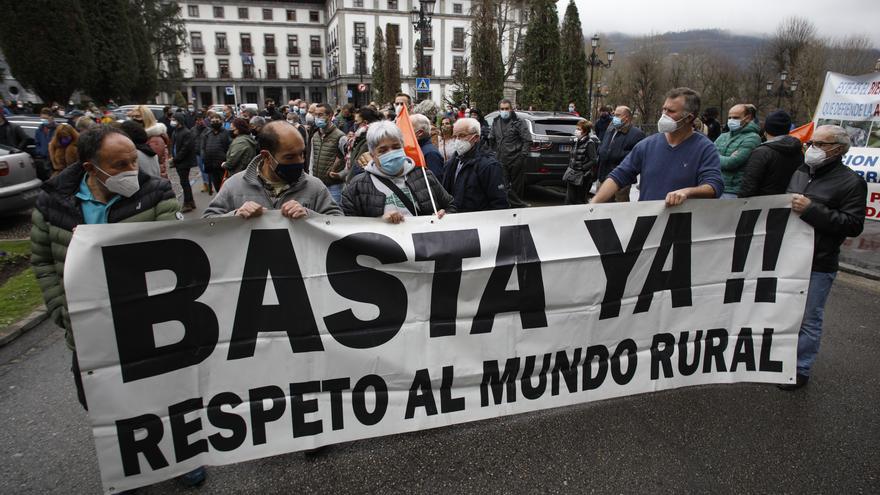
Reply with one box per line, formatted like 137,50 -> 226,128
416,77 -> 430,93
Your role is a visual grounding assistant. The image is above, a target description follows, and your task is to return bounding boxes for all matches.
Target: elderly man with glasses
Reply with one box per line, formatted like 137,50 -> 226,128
781,124 -> 867,390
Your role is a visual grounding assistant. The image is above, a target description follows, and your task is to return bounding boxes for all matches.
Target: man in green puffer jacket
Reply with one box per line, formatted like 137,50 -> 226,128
714,104 -> 762,198
30,125 -> 180,408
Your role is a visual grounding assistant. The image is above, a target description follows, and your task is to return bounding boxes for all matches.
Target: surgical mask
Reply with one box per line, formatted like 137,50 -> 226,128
453,137 -> 474,156
315,117 -> 327,129
568,105 -> 575,112
804,146 -> 831,170
169,120 -> 178,128
611,116 -> 623,128
287,118 -> 297,125
378,148 -> 407,176
394,104 -> 403,114
40,119 -> 49,125
727,118 -> 742,132
269,154 -> 305,183
93,164 -> 140,197
657,113 -> 689,134
499,110 -> 510,120
574,130 -> 583,139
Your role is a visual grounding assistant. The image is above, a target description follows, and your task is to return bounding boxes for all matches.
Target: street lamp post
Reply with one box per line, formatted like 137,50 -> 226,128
411,0 -> 435,101
766,70 -> 799,111
587,34 -> 615,120
353,35 -> 367,106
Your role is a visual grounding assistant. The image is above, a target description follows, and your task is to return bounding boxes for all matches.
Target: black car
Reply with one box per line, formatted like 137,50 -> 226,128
485,111 -> 583,186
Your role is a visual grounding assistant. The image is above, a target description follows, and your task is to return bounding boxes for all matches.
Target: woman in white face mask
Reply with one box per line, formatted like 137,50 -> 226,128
339,121 -> 453,223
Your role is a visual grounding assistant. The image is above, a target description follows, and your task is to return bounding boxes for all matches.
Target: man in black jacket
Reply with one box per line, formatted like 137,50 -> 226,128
170,112 -> 197,212
781,124 -> 867,391
0,112 -> 28,150
442,118 -> 509,212
739,111 -> 803,198
200,112 -> 232,193
488,99 -> 530,207
597,106 -> 645,202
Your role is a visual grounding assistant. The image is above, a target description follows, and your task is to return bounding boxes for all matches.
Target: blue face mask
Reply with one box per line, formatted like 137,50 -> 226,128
727,118 -> 742,132
315,117 -> 327,129
378,148 -> 407,176
499,110 -> 510,120
611,116 -> 623,128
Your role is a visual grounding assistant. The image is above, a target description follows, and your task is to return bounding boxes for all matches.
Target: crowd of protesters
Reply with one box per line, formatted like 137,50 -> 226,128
23,85 -> 868,488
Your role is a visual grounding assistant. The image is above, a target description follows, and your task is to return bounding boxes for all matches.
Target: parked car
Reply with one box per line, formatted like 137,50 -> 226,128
5,116 -> 71,180
112,104 -> 166,122
484,111 -> 583,186
0,144 -> 42,214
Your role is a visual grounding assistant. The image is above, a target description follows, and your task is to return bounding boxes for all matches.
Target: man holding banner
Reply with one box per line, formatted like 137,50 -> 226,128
783,124 -> 867,390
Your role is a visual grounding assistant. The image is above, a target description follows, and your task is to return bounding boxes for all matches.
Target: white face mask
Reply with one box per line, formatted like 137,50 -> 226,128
574,130 -> 583,139
94,164 -> 140,197
657,113 -> 689,134
453,137 -> 473,156
394,103 -> 403,113
804,145 -> 830,170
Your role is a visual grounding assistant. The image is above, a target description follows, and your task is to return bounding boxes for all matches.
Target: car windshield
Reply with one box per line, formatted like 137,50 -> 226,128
533,119 -> 579,136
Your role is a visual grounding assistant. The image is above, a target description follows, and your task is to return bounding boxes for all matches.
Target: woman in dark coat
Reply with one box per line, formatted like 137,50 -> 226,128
562,119 -> 600,204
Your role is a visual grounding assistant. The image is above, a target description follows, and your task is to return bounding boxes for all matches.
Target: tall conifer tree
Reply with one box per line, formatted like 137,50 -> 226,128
470,0 -> 505,110
520,0 -> 562,110
371,27 -> 386,102
559,1 -> 588,115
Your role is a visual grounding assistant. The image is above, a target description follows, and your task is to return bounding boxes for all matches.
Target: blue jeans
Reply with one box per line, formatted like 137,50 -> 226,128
327,183 -> 343,204
197,155 -> 210,184
797,271 -> 837,376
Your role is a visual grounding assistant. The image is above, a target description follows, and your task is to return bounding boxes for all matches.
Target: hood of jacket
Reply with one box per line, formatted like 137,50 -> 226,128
146,122 -> 167,137
762,134 -> 803,155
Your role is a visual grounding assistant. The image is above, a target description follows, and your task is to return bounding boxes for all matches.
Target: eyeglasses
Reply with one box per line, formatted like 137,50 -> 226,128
452,132 -> 476,139
806,140 -> 837,148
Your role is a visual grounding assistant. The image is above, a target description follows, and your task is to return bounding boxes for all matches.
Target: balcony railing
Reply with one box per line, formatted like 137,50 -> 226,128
219,70 -> 231,78
423,38 -> 433,48
266,72 -> 278,80
194,70 -> 206,78
352,36 -> 368,47
191,44 -> 205,54
310,47 -> 323,56
215,45 -> 230,55
240,46 -> 253,54
451,41 -> 464,50
264,46 -> 277,56
311,71 -> 323,79
289,74 -> 301,79
288,46 -> 300,56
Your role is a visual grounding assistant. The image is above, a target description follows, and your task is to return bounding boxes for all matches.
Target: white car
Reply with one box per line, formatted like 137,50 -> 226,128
0,144 -> 42,215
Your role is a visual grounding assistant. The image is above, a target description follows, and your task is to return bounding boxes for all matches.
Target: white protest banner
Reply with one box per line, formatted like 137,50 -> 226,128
64,196 -> 813,493
813,71 -> 880,220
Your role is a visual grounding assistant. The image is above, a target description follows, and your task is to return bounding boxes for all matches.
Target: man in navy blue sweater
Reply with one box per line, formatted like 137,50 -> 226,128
591,87 -> 723,206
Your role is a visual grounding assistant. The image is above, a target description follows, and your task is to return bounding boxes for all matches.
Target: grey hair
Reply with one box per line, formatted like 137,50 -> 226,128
455,117 -> 480,135
366,120 -> 403,154
410,113 -> 431,135
665,87 -> 701,116
413,99 -> 439,120
249,116 -> 266,127
819,125 -> 852,154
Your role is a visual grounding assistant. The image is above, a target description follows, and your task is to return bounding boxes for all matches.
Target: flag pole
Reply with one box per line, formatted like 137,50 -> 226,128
421,165 -> 438,216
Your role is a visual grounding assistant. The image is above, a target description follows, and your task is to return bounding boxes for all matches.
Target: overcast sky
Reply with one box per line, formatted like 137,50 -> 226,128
560,0 -> 880,47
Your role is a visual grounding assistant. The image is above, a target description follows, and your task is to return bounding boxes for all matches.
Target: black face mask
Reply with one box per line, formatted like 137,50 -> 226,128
210,121 -> 222,129
269,154 -> 305,184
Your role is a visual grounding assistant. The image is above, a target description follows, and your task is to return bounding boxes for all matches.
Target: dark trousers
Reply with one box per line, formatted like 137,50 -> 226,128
503,158 -> 528,207
208,167 -> 224,192
175,167 -> 194,204
565,182 -> 589,204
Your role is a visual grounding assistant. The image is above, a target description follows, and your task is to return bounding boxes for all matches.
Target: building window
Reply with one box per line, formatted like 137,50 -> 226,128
213,6 -> 224,18
422,55 -> 433,75
453,55 -> 464,75
187,5 -> 199,17
386,24 -> 400,47
287,35 -> 299,55
264,34 -> 276,55
238,7 -> 248,19
218,59 -> 230,78
243,64 -> 254,78
309,10 -> 319,22
289,61 -> 300,79
262,8 -> 273,21
215,33 -> 228,54
266,60 -> 277,79
240,33 -> 252,53
423,30 -> 433,48
388,0 -> 398,9
310,36 -> 322,56
190,32 -> 204,53
452,27 -> 464,50
353,22 -> 366,46
453,3 -> 462,13
194,59 -> 205,78
311,91 -> 323,103
311,61 -> 322,79
354,0 -> 363,6
286,9 -> 296,21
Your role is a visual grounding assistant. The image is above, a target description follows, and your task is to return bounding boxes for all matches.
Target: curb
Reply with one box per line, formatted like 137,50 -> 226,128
0,306 -> 48,347
838,262 -> 880,282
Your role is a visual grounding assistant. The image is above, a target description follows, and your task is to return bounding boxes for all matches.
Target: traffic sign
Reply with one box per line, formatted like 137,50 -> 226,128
225,86 -> 234,96
358,83 -> 368,93
415,77 -> 430,93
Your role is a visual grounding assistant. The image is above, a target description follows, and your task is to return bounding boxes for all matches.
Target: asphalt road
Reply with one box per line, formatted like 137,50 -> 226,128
1,272 -> 877,494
